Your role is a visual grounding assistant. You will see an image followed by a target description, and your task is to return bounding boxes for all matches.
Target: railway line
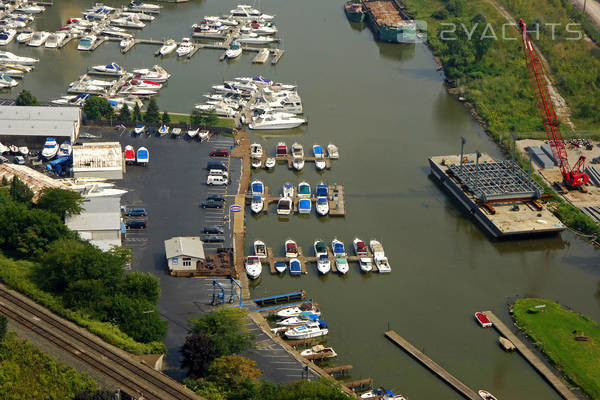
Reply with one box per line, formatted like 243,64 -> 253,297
0,284 -> 203,400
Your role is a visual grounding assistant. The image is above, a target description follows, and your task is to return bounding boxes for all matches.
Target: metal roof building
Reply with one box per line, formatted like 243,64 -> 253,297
72,142 -> 124,180
0,164 -> 70,201
0,106 -> 81,142
164,237 -> 206,272
66,194 -> 123,252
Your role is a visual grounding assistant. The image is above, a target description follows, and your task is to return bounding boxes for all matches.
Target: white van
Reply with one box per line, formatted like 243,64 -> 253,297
209,169 -> 229,178
207,175 -> 228,186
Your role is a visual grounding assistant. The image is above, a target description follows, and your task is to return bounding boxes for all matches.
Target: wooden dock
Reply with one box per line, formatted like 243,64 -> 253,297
384,330 -> 480,400
343,378 -> 373,391
271,49 -> 285,64
322,364 -> 353,376
483,311 -> 578,400
266,247 -> 308,275
245,183 -> 345,216
252,49 -> 270,64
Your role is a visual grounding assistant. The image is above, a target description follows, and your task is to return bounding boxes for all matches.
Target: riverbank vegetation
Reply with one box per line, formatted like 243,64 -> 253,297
513,298 -> 600,399
0,181 -> 166,354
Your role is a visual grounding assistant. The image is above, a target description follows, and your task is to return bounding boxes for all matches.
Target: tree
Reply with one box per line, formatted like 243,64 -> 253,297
15,90 -> 39,106
83,96 -> 114,120
73,391 -> 117,400
0,315 -> 6,341
203,110 -> 218,126
161,111 -> 171,124
37,188 -> 83,219
9,176 -> 33,204
1,176 -> 8,186
144,98 -> 160,123
119,104 -> 131,121
188,308 -> 253,358
120,272 -> 161,304
190,109 -> 204,126
206,355 -> 262,386
132,103 -> 142,122
181,334 -> 218,378
104,296 -> 167,343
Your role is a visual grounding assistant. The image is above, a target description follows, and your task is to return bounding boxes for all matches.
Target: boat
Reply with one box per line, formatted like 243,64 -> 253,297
314,240 -> 327,257
298,198 -> 311,214
124,145 -> 135,164
327,143 -> 339,159
8,145 -> 17,154
292,157 -> 304,170
336,257 -> 349,274
187,128 -> 199,138
194,103 -> 236,118
120,36 -> 134,49
159,39 -> 177,56
51,94 -> 89,106
158,125 -> 170,135
28,31 -> 49,47
237,33 -> 275,44
245,256 -> 262,279
250,22 -> 278,35
332,238 -> 346,257
284,321 -> 328,339
313,144 -> 326,170
297,181 -> 311,198
254,240 -> 267,258
176,37 -> 193,57
344,1 -> 365,22
277,197 -> 292,215
92,63 -> 124,76
250,195 -> 264,213
274,261 -> 287,273
361,389 -> 406,400
0,29 -> 16,45
47,32 -> 68,48
225,40 -> 242,59
15,4 -> 45,14
131,65 -> 171,82
474,312 -> 492,328
285,239 -> 298,258
277,312 -> 319,326
289,258 -> 302,275
316,196 -> 329,216
276,142 -> 288,158
251,180 -> 264,195
359,258 -> 373,273
375,256 -> 391,273
250,143 -> 263,158
120,11 -> 155,21
317,254 -> 331,275
230,4 -> 262,17
300,344 -> 337,359
265,157 -> 276,169
127,0 -> 161,12
276,303 -> 320,318
369,240 -> 385,258
248,112 -> 305,130
291,142 -> 303,159
0,142 -> 7,154
111,15 -> 146,29
136,146 -> 149,165
134,124 -> 145,134
41,137 -> 58,159
353,238 -> 369,256
16,32 -> 32,44
251,158 -> 262,168
77,35 -> 97,51
283,183 -> 294,198
58,140 -> 72,158
0,73 -> 17,88
198,129 -> 210,141
478,390 -> 498,400
18,146 -> 28,156
171,128 -> 182,137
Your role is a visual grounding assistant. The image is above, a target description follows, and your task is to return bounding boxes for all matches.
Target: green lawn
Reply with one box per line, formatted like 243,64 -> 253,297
513,298 -> 600,399
156,113 -> 236,129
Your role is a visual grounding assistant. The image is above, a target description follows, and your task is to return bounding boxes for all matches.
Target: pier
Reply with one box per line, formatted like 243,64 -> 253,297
384,330 -> 480,400
483,311 -> 578,400
253,290 -> 305,306
322,364 -> 353,376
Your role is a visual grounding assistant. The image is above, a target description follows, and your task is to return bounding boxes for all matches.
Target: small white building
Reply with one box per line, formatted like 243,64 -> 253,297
0,106 -> 81,142
164,237 -> 205,273
72,142 -> 124,180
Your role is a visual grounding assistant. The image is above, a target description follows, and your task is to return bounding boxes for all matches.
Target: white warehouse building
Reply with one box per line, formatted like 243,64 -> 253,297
0,106 -> 81,142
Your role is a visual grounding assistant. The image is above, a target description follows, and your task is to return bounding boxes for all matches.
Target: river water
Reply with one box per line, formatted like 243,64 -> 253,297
8,0 -> 600,398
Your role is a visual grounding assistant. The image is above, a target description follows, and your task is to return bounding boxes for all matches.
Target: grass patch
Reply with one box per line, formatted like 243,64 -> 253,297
513,298 -> 600,399
161,113 -> 236,128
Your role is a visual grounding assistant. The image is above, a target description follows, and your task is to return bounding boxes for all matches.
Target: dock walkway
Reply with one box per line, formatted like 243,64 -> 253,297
384,330 -> 480,400
483,311 -> 578,400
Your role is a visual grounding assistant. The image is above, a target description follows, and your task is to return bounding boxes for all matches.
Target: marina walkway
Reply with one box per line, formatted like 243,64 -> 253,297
483,311 -> 579,400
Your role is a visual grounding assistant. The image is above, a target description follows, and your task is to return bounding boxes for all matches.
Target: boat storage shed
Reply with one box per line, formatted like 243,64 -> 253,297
164,237 -> 206,274
72,142 -> 124,180
0,106 -> 81,142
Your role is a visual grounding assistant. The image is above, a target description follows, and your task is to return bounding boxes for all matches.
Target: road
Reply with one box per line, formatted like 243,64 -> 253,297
572,0 -> 600,28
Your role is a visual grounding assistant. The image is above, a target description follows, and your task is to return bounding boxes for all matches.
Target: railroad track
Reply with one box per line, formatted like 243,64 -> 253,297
0,285 -> 202,400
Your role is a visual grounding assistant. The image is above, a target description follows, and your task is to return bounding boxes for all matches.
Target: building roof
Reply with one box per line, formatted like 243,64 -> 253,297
0,164 -> 70,201
164,237 -> 205,260
0,106 -> 80,137
65,196 -> 122,231
72,142 -> 123,172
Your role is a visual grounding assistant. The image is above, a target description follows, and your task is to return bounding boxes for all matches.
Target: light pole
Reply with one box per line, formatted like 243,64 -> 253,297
142,310 -> 154,327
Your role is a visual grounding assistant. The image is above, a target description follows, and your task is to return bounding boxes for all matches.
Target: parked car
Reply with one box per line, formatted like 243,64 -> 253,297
203,235 -> 225,243
204,225 -> 224,234
126,220 -> 146,229
207,161 -> 227,171
206,194 -> 225,202
201,199 -> 224,209
207,175 -> 228,186
125,207 -> 147,216
209,148 -> 229,157
209,169 -> 228,178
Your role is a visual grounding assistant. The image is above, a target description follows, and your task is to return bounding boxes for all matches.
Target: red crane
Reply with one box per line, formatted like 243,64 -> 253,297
518,18 -> 589,188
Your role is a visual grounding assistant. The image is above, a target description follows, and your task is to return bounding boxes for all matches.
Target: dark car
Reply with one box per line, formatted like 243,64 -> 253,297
206,194 -> 225,202
206,161 -> 227,171
209,148 -> 229,157
204,225 -> 224,234
201,199 -> 224,209
126,220 -> 146,229
203,235 -> 225,243
125,207 -> 147,216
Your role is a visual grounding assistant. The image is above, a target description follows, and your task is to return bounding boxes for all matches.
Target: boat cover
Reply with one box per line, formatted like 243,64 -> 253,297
252,195 -> 262,201
316,242 -> 326,252
313,145 -> 323,155
318,320 -> 328,328
298,199 -> 310,209
290,260 -> 301,270
333,243 -> 344,253
316,184 -> 328,197
298,184 -> 310,195
251,182 -> 264,193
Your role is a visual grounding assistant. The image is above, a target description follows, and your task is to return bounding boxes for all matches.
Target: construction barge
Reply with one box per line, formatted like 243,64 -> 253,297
360,0 -> 416,42
429,153 -> 566,238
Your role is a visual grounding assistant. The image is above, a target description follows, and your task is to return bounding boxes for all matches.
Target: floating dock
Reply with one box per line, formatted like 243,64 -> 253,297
384,330 -> 480,400
483,311 -> 578,400
429,154 -> 565,238
253,290 -> 305,306
245,184 -> 345,217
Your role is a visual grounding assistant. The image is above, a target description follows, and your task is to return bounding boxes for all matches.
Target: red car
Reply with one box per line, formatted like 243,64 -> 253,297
210,148 -> 229,157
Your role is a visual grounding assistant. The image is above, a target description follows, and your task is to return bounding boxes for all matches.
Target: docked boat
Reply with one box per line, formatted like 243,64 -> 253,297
171,128 -> 182,137
353,238 -> 369,256
176,37 -> 193,57
16,32 -> 32,44
251,180 -> 264,195
127,0 -> 161,12
344,1 -> 365,22
124,145 -> 135,164
250,22 -> 278,35
225,40 -> 242,59
474,312 -> 492,328
18,146 -> 28,156
230,4 -> 262,17
283,183 -> 294,198
265,157 -> 276,169
0,142 -> 7,154
277,197 -> 292,215
277,312 -> 319,326
198,129 -> 210,141
274,261 -> 287,274
369,240 -> 385,258
237,33 -> 275,44
327,143 -> 339,159
134,124 -> 145,134
297,181 -> 311,198
120,11 -> 155,21
332,238 -> 346,257
284,321 -> 328,339
276,303 -> 321,318
291,142 -> 303,158
51,93 -> 89,106
254,240 -> 267,258
245,256 -> 262,279
359,258 -> 373,273
132,65 -> 171,82
248,112 -> 305,130
375,256 -> 391,273
77,35 -> 97,51
45,32 -> 67,48
187,128 -> 199,138
313,144 -> 326,170
316,197 -> 329,216
158,125 -> 170,135
314,240 -> 327,257
0,73 -> 17,88
251,158 -> 262,168
111,15 -> 146,29
285,239 -> 298,258
292,157 -> 304,170
298,198 -> 311,214
478,390 -> 498,400
15,4 -> 45,14
336,257 -> 349,274
317,254 -> 331,275
92,63 -> 125,76
194,103 -> 236,117
300,345 -> 337,359
8,144 -> 17,154
136,146 -> 149,165
0,29 -> 16,45
41,137 -> 58,159
120,36 -> 134,49
276,142 -> 288,158
361,389 -> 406,400
289,258 -> 302,275
28,31 -> 49,47
159,39 -> 177,56
58,140 -> 72,158
250,143 -> 263,158
250,195 -> 264,213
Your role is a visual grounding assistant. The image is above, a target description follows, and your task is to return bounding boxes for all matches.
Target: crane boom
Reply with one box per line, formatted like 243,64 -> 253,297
518,18 -> 588,187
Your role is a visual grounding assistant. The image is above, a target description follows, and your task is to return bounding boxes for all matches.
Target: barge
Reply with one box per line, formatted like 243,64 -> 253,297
429,153 -> 565,238
360,0 -> 416,43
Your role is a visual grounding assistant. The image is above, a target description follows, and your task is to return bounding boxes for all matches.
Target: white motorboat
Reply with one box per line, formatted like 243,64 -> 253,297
134,124 -> 145,134
359,258 -> 373,273
199,129 -> 210,141
237,33 -> 275,45
250,143 -> 263,158
16,32 -> 32,44
353,238 -> 369,256
327,143 -> 339,159
284,321 -> 328,340
370,240 -> 385,258
265,157 -> 276,169
276,303 -> 321,318
0,73 -> 17,88
292,157 -> 304,171
283,183 -> 294,198
28,31 -> 49,47
120,11 -> 155,21
204,16 -> 238,26
58,140 -> 72,158
300,345 -> 337,359
176,37 -> 193,57
187,128 -> 199,138
317,255 -> 331,275
297,181 -> 311,198
316,197 -> 329,216
478,390 -> 498,400
245,256 -> 262,279
361,389 -> 407,400
254,240 -> 267,258
128,1 -> 161,12
277,196 -> 292,215
250,195 -> 264,213
159,39 -> 177,56
51,93 -> 90,106
336,257 -> 349,274
313,144 -> 326,169
251,158 -> 261,168
331,238 -> 346,257
314,240 -> 327,257
224,80 -> 257,92
45,32 -> 67,48
92,63 -> 125,76
111,15 -> 145,29
277,313 -> 318,326
230,4 -> 262,17
119,86 -> 159,97
375,256 -> 391,273
249,22 -> 278,35
291,142 -> 303,158
274,261 -> 287,274
41,137 -> 58,160
0,30 -> 16,45
194,103 -> 236,117
192,27 -> 227,39
251,180 -> 264,196
0,142 -> 7,154
225,41 -> 242,58
15,4 -> 45,14
132,65 -> 171,82
18,146 -> 29,156
127,78 -> 162,90
254,96 -> 304,115
211,82 -> 243,94
77,35 -> 97,51
120,36 -> 134,49
171,128 -> 182,137
285,239 -> 298,258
